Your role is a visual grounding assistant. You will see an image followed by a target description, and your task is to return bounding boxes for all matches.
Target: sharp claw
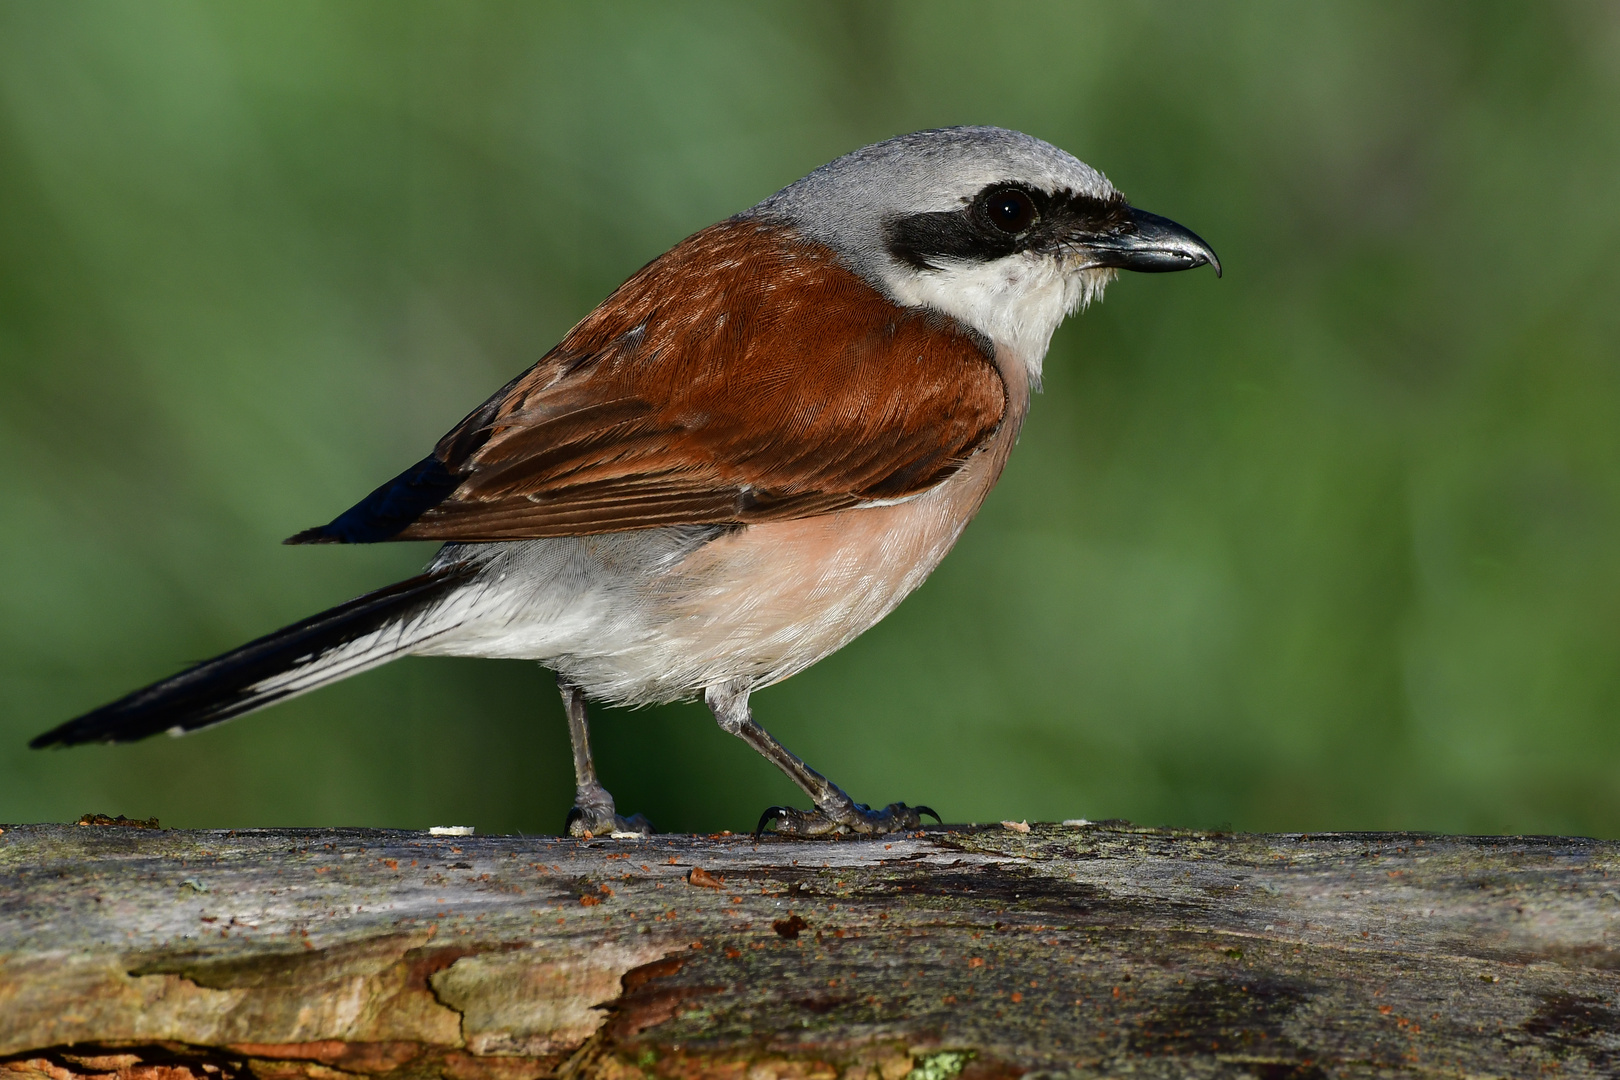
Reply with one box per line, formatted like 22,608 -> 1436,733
564,806 -> 585,835
755,806 -> 793,837
914,805 -> 941,824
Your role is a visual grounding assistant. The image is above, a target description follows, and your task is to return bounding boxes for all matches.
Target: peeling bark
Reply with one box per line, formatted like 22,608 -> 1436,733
2,821 -> 1619,1078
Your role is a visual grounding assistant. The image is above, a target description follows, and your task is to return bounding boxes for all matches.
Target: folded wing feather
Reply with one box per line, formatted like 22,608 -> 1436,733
290,219 -> 1007,544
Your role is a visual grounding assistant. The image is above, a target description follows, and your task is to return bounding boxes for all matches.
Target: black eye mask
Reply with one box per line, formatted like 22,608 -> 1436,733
884,183 -> 1132,271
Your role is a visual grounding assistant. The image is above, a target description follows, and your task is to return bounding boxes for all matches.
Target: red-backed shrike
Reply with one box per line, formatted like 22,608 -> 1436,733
34,127 -> 1219,837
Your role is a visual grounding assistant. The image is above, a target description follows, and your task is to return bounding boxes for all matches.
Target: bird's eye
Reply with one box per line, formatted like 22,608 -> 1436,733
984,188 -> 1037,233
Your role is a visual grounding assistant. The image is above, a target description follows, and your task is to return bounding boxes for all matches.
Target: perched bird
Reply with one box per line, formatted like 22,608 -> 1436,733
32,127 -> 1218,837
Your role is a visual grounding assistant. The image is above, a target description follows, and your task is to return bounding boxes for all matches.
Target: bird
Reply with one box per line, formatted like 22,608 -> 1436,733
31,126 -> 1219,838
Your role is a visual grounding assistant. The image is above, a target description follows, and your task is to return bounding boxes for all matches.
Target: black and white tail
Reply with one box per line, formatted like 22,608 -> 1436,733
30,564 -> 476,749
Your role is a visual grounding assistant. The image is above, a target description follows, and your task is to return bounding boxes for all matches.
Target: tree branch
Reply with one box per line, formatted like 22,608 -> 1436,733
2,821 -> 1617,1078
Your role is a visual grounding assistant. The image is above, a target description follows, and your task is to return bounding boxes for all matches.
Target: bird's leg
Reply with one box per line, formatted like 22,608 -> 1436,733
558,675 -> 652,837
704,679 -> 937,838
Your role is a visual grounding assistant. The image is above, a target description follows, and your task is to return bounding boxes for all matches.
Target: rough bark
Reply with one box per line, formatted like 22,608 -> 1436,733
2,819 -> 1618,1079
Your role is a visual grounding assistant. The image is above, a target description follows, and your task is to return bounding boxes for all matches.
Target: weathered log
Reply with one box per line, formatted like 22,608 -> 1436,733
2,819 -> 1618,1079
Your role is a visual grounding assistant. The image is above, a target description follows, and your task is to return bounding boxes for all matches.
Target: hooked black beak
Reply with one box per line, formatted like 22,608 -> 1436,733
1083,207 -> 1221,278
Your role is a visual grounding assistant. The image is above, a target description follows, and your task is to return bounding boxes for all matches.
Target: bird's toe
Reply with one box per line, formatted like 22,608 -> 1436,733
755,800 -> 936,838
615,811 -> 655,837
566,804 -> 654,838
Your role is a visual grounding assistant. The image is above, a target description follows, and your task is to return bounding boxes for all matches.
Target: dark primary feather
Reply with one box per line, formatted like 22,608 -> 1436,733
30,563 -> 475,748
287,219 -> 1007,545
286,455 -> 464,545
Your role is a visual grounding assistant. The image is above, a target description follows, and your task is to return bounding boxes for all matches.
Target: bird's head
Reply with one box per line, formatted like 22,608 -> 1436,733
751,126 -> 1219,384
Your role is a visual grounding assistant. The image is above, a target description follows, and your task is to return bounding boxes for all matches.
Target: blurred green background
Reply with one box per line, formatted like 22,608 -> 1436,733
3,2 -> 1619,837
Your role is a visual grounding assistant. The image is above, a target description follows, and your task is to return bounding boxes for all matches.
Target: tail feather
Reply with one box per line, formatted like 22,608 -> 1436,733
30,564 -> 477,749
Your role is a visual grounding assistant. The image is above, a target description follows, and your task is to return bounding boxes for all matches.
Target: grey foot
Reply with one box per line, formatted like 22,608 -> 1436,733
755,801 -> 939,838
565,804 -> 653,838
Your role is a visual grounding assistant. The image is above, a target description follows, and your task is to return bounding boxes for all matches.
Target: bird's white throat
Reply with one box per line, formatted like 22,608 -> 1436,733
883,255 -> 1115,388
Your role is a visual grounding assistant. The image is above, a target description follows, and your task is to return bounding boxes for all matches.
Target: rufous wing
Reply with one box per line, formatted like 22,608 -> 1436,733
288,220 -> 1008,544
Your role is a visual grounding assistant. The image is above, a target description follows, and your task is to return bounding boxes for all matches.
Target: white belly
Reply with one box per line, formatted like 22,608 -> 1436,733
412,449 -> 992,705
